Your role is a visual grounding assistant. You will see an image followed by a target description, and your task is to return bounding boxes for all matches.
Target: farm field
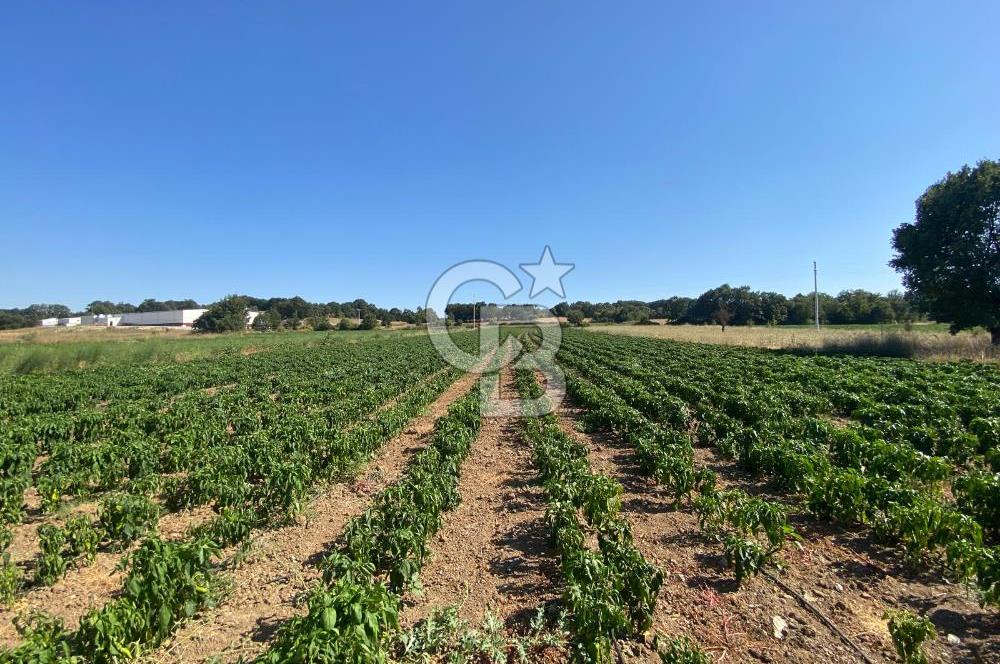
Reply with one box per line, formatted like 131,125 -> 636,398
0,328 -> 997,663
587,323 -> 997,362
0,327 -> 426,375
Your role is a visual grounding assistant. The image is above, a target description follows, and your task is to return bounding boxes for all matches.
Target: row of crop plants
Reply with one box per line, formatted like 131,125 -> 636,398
562,330 -> 1000,468
555,331 -> 997,611
512,353 -> 712,664
0,334 -> 482,662
250,384 -> 484,661
1,336 -> 459,604
0,338 -> 410,526
0,334 -> 321,420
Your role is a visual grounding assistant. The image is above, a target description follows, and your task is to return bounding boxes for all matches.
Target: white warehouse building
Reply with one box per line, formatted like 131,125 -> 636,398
81,314 -> 123,327
118,309 -> 208,327
50,308 -> 258,329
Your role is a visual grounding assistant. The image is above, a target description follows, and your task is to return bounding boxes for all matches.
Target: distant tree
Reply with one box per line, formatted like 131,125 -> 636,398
25,304 -> 72,320
886,290 -> 917,323
172,299 -> 200,310
0,304 -> 74,329
252,309 -> 282,331
689,285 -> 737,325
194,295 -> 249,333
308,315 -> 334,331
758,292 -> 788,325
86,300 -> 136,315
445,303 -> 473,323
0,312 -> 30,330
650,297 -> 693,323
338,317 -> 357,331
137,298 -> 200,313
891,160 -> 1000,344
359,313 -> 378,330
137,299 -> 169,313
713,303 -> 732,331
565,309 -> 586,326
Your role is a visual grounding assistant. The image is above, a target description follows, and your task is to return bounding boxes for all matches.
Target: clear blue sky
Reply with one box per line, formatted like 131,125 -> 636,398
2,1 -> 998,311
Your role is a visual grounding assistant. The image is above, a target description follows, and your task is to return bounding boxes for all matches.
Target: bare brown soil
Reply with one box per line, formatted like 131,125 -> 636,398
554,404 -> 999,664
400,366 -> 562,631
143,368 -> 485,664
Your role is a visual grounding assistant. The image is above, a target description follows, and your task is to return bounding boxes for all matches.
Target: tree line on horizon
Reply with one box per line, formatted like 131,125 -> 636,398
2,157 -> 996,340
0,286 -> 915,332
552,286 -> 917,327
0,296 -> 431,331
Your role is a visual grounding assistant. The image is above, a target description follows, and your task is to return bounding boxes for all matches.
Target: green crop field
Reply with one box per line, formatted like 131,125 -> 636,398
0,328 -> 997,663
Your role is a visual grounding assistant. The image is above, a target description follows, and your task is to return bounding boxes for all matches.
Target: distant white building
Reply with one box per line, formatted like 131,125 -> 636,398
118,309 -> 208,327
51,307 -> 257,329
81,314 -> 122,327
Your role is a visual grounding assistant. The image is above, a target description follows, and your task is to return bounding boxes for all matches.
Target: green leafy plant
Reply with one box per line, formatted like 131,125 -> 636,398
256,579 -> 399,663
35,474 -> 68,514
191,506 -> 255,547
396,604 -> 567,664
517,366 -> 663,662
883,609 -> 935,664
64,515 -> 100,564
75,536 -> 220,662
723,535 -> 767,586
658,635 -> 712,664
98,493 -> 161,549
36,523 -> 69,586
952,470 -> 1000,540
579,474 -> 622,529
0,611 -> 79,663
0,553 -> 21,607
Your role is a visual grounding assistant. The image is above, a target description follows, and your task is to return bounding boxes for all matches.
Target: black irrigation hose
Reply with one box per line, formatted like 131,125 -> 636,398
762,569 -> 877,664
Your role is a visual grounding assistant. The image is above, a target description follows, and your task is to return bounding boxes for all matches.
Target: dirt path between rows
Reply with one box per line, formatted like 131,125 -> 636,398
554,401 -> 998,664
143,366 -> 485,664
556,404 -> 869,664
690,443 -> 999,664
399,366 -> 561,632
0,504 -> 216,646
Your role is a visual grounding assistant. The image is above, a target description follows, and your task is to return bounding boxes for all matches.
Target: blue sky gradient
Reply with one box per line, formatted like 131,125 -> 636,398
2,1 -> 998,310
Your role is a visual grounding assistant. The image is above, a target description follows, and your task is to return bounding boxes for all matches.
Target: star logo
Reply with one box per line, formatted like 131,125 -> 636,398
520,246 -> 574,299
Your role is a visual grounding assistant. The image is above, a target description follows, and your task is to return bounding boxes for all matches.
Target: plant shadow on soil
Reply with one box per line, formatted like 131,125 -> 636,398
489,470 -> 566,632
574,406 -> 1000,661
248,616 -> 286,648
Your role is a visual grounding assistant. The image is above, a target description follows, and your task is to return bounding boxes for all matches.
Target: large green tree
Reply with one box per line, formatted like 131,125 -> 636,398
891,160 -> 1000,344
194,295 -> 249,333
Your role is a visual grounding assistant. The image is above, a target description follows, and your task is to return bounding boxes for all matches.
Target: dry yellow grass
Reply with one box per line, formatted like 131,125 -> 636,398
0,325 -> 195,345
587,323 -> 997,362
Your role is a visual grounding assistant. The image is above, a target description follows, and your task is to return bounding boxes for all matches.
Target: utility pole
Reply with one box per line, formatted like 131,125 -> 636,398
813,261 -> 820,331
471,292 -> 476,328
